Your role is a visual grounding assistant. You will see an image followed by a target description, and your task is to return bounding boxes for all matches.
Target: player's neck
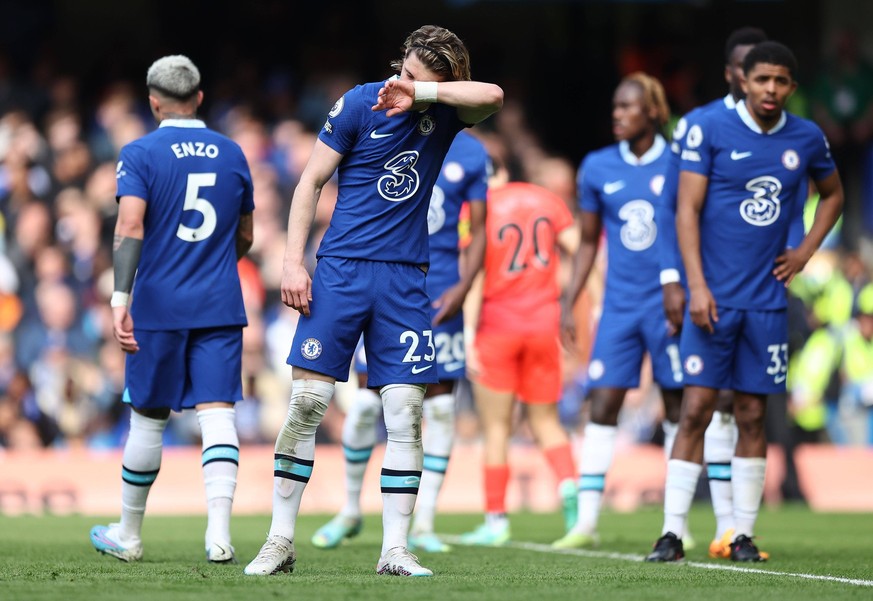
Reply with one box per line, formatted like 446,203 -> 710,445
160,112 -> 198,121
627,131 -> 655,158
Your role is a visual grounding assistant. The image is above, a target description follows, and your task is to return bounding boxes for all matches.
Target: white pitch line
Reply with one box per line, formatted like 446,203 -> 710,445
441,536 -> 873,588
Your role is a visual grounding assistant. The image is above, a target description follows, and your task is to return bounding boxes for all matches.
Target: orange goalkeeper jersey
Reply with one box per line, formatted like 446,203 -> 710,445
478,182 -> 574,335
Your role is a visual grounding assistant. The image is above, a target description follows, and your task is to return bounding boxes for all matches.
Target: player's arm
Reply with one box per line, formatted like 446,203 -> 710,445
112,195 -> 146,353
372,79 -> 504,124
560,210 -> 600,347
433,199 -> 486,325
281,139 -> 343,316
236,212 -> 253,260
774,171 -> 844,285
676,170 -> 718,333
658,159 -> 686,334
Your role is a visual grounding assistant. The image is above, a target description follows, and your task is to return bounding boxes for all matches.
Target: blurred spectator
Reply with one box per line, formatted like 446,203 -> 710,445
810,28 -> 873,245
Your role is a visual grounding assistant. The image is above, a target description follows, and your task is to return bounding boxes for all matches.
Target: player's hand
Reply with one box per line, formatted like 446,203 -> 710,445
432,283 -> 467,326
372,79 -> 417,117
112,306 -> 139,354
281,263 -> 313,316
560,303 -> 576,351
662,282 -> 686,335
773,247 -> 812,287
688,284 -> 718,334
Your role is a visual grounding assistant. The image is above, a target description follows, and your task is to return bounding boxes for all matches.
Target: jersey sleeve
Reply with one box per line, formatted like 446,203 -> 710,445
551,190 -> 575,233
318,85 -> 366,155
115,143 -> 150,202
657,147 -> 684,282
806,127 -> 838,183
465,145 -> 490,203
677,113 -> 713,176
577,154 -> 601,214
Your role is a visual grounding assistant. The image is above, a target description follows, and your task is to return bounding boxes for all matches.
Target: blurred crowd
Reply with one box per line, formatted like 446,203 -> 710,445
2,28 -> 873,454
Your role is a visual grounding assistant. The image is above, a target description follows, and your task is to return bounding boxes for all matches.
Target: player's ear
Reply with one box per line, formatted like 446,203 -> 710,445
196,90 -> 204,108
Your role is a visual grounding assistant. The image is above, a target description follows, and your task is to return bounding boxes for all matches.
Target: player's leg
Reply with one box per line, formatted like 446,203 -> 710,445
704,391 -> 738,558
312,348 -> 377,549
189,326 -> 244,563
409,313 -> 465,552
409,380 -> 455,552
725,308 -> 786,563
90,329 -> 184,562
364,261 -> 436,576
247,257 -> 363,576
460,379 -> 514,546
730,391 -> 768,561
552,387 -> 624,548
647,319 -> 690,546
647,309 -> 740,562
460,329 -> 519,546
555,314 -> 646,548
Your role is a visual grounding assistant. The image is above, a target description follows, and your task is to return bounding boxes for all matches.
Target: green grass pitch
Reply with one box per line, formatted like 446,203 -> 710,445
1,505 -> 871,601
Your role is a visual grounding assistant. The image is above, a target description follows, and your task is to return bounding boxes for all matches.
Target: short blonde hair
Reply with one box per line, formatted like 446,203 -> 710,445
390,25 -> 472,81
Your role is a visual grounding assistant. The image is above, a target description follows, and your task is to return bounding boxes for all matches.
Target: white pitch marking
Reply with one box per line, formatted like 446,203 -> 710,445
442,536 -> 873,588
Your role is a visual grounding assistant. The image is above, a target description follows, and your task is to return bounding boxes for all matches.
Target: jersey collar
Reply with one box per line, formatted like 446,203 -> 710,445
723,94 -> 737,110
619,134 -> 666,166
736,100 -> 787,135
159,119 -> 207,128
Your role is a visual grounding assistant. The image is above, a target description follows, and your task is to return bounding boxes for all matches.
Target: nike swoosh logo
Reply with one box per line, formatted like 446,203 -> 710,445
603,180 -> 625,194
370,130 -> 393,139
411,365 -> 432,374
444,361 -> 465,372
731,150 -> 752,160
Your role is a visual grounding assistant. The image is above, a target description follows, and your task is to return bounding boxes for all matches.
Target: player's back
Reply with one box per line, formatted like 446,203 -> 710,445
478,182 -> 574,334
117,121 -> 253,329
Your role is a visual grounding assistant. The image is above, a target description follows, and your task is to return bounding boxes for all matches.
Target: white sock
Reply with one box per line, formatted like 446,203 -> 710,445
732,456 -> 766,539
663,459 -> 702,537
486,512 -> 509,529
704,410 -> 736,539
269,379 -> 334,541
340,387 -> 383,518
380,384 -> 425,555
198,407 -> 239,548
576,422 -> 617,535
662,420 -> 679,461
119,411 -> 168,542
412,392 -> 455,534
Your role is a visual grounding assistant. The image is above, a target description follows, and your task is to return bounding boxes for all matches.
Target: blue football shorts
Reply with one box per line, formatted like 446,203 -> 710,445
288,256 -> 438,387
679,306 -> 788,394
123,326 -> 243,412
354,310 -> 465,382
586,306 -> 683,389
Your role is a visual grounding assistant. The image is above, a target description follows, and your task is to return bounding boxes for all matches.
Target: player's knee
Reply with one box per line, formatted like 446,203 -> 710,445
588,388 -> 624,425
423,392 -> 455,424
348,387 -> 383,426
279,379 -> 334,440
381,384 -> 425,443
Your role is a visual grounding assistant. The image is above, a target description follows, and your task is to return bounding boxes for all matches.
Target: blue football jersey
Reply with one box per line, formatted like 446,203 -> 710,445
116,119 -> 254,330
679,101 -> 836,309
316,80 -> 466,265
578,135 -> 670,312
426,130 -> 489,296
661,96 -> 811,283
